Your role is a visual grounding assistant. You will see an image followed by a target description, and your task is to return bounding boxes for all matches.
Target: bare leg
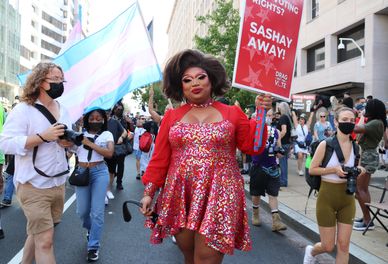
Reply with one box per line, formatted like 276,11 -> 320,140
194,233 -> 224,264
268,195 -> 278,210
175,229 -> 195,264
21,235 -> 35,264
336,223 -> 353,264
33,228 -> 56,264
136,158 -> 140,175
251,195 -> 260,207
297,152 -> 304,172
355,173 -> 371,223
310,226 -> 336,257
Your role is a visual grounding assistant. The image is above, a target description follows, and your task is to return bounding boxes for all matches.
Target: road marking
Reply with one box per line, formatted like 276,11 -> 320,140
8,193 -> 77,264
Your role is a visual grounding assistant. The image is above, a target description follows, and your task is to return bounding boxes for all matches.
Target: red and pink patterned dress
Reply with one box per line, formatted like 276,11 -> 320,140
142,101 -> 267,255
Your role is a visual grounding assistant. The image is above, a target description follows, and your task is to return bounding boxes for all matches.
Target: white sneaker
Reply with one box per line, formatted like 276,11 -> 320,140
299,170 -> 304,176
106,190 -> 115,200
303,245 -> 316,264
105,196 -> 109,205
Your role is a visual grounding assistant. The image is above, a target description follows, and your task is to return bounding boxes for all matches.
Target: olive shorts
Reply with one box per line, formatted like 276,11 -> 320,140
316,181 -> 355,227
360,148 -> 379,174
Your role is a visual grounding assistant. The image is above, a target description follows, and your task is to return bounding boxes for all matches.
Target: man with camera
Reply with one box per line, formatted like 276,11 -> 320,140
0,62 -> 72,264
249,109 -> 287,232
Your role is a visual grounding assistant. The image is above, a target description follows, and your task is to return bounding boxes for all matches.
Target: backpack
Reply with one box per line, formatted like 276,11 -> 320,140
139,132 -> 153,152
304,135 -> 360,213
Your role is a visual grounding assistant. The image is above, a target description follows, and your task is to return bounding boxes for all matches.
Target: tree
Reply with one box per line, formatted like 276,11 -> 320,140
131,82 -> 169,114
194,0 -> 257,111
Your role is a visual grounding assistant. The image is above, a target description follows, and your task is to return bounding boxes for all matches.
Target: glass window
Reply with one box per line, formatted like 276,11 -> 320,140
41,39 -> 61,54
307,42 -> 325,73
31,35 -> 35,43
42,11 -> 63,30
337,24 -> 364,63
42,25 -> 63,43
311,0 -> 319,19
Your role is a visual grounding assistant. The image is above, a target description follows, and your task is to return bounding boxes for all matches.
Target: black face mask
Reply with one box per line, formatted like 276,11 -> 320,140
46,82 -> 64,99
338,122 -> 355,135
89,122 -> 104,132
115,109 -> 123,117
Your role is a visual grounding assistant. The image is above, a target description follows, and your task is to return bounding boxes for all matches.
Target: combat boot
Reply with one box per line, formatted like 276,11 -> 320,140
272,212 -> 287,231
252,207 -> 261,226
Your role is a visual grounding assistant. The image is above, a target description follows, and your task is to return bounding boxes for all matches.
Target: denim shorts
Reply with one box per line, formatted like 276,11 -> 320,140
134,149 -> 142,160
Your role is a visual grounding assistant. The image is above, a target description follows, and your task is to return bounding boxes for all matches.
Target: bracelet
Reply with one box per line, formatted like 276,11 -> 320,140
36,133 -> 49,143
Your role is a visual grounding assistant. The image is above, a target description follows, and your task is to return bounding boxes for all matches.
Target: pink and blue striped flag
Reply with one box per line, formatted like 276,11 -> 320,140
57,20 -> 83,56
20,1 -> 162,122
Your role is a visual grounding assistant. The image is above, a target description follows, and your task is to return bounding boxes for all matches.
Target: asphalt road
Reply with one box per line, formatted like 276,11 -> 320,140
0,155 -> 329,264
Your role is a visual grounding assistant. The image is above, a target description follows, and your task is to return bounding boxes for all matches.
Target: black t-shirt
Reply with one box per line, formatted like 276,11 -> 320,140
277,115 -> 291,145
107,118 -> 125,144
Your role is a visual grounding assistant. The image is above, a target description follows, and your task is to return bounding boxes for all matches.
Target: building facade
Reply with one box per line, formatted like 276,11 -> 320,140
18,0 -> 78,72
166,0 -> 240,61
292,0 -> 388,102
0,0 -> 20,105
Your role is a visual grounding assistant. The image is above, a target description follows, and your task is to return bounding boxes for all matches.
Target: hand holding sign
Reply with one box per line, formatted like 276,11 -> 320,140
254,94 -> 272,151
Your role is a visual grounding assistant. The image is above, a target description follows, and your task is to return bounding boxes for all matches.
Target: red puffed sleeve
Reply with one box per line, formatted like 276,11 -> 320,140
233,105 -> 267,155
142,109 -> 173,197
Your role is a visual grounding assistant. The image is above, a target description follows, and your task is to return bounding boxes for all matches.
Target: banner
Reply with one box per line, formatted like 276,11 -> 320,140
233,0 -> 304,101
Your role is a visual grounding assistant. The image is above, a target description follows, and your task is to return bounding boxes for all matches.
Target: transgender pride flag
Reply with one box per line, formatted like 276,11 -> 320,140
57,1 -> 162,122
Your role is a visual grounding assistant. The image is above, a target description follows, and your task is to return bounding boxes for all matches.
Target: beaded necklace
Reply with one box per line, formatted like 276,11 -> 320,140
188,99 -> 214,108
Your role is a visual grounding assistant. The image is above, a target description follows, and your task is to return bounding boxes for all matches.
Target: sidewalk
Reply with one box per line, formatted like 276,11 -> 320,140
244,158 -> 388,264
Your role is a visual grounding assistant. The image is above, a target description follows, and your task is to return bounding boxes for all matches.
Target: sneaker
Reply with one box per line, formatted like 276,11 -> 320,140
87,249 -> 99,262
0,229 -> 4,239
136,174 -> 141,180
0,199 -> 11,207
353,217 -> 363,223
303,245 -> 316,264
353,221 -> 375,231
116,184 -> 123,190
298,170 -> 304,176
106,191 -> 114,200
105,196 -> 108,206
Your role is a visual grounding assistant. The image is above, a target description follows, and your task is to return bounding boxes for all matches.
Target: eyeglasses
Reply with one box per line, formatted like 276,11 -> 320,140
45,78 -> 66,83
320,116 -> 326,118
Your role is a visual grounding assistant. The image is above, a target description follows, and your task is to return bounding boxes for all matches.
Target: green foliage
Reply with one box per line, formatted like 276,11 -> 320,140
194,0 -> 257,111
131,82 -> 169,114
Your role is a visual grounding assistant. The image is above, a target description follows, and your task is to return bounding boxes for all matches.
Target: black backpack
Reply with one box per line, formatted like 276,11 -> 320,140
304,135 -> 360,213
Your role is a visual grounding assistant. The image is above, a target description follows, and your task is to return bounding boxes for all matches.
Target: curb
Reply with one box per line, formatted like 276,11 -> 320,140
243,185 -> 387,264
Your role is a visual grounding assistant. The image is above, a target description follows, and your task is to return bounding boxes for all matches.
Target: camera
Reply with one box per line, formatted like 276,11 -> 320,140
268,146 -> 285,157
56,123 -> 84,146
342,166 -> 361,195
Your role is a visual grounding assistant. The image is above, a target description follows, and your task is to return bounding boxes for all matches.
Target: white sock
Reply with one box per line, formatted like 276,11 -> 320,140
243,163 -> 249,171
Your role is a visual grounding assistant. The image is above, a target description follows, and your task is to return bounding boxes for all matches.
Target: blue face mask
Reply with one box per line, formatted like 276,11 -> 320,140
46,82 -> 64,99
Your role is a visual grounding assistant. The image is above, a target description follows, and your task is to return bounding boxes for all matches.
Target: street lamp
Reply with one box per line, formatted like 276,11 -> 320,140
338,37 -> 365,67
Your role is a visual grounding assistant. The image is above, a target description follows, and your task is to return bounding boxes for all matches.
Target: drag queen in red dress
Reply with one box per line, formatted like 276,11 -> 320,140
141,49 -> 271,264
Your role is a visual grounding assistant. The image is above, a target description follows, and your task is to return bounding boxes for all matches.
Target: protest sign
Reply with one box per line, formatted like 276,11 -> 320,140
233,0 -> 304,101
291,94 -> 316,112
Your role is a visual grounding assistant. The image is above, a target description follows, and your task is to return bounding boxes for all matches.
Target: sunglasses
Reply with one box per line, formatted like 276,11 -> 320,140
320,116 -> 326,118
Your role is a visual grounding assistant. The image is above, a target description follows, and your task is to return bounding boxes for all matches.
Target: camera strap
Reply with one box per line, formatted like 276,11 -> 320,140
331,135 -> 360,166
32,104 -> 70,178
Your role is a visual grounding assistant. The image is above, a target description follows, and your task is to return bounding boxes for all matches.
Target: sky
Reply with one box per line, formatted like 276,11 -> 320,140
89,0 -> 174,114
